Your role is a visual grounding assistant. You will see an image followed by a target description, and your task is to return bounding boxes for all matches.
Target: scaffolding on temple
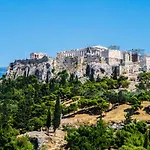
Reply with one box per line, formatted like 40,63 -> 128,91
108,45 -> 120,50
130,48 -> 144,54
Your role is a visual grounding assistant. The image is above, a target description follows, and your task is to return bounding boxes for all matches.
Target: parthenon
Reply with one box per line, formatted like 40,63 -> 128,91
56,45 -> 150,78
57,46 -> 108,58
28,45 -> 150,81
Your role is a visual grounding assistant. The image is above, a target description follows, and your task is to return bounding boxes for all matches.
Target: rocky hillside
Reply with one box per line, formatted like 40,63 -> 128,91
6,56 -> 54,82
6,55 -> 112,82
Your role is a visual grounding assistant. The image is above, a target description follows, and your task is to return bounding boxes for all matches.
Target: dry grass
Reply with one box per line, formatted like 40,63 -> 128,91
61,114 -> 99,127
104,101 -> 150,123
61,101 -> 150,127
103,104 -> 130,123
132,101 -> 150,121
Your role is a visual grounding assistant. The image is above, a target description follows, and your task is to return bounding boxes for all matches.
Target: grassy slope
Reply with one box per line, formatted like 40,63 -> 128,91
61,101 -> 150,126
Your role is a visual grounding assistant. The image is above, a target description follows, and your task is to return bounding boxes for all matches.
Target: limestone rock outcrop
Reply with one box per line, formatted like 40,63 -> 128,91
6,54 -> 113,82
6,56 -> 54,82
89,62 -> 112,78
25,130 -> 67,150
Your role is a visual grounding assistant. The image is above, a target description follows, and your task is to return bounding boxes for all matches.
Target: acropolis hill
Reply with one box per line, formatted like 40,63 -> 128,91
6,45 -> 150,84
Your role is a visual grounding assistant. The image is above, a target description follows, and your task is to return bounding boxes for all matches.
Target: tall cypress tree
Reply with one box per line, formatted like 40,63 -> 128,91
46,107 -> 51,134
75,75 -> 79,83
53,96 -> 61,132
90,68 -> 95,82
69,73 -> 74,83
86,64 -> 91,77
96,74 -> 100,82
112,66 -> 118,80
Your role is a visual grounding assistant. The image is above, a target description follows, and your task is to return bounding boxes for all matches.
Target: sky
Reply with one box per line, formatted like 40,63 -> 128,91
0,0 -> 150,66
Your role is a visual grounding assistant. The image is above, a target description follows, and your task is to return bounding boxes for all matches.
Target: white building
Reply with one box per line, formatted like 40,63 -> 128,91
122,51 -> 132,64
30,52 -> 46,59
140,54 -> 150,72
102,49 -> 122,66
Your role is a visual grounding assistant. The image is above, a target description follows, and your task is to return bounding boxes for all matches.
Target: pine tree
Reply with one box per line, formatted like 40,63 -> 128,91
53,96 -> 61,132
46,107 -> 51,134
144,129 -> 150,149
69,73 -> 74,83
75,75 -> 79,83
46,71 -> 50,83
86,65 -> 91,77
59,70 -> 69,85
90,68 -> 95,82
49,78 -> 55,91
96,74 -> 101,82
1,102 -> 9,129
112,66 -> 118,80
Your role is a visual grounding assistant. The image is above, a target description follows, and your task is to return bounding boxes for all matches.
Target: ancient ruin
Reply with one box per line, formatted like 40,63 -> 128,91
6,45 -> 149,82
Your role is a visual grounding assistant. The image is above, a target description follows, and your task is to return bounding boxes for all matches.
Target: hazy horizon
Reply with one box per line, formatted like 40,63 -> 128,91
0,67 -> 7,77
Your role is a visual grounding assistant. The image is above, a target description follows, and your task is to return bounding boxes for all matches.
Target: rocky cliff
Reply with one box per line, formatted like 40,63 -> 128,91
6,54 -> 112,82
6,56 -> 54,82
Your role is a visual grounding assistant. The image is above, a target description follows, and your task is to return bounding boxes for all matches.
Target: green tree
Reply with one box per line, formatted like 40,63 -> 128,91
69,73 -> 75,83
119,145 -> 146,150
96,74 -> 101,82
97,98 -> 109,119
58,70 -> 69,85
53,96 -> 61,132
90,68 -> 95,82
86,64 -> 90,77
1,102 -> 9,128
137,72 -> 150,90
15,98 -> 33,133
112,66 -> 118,80
117,75 -> 129,88
16,136 -> 34,150
143,129 -> 150,149
46,107 -> 51,134
65,120 -> 114,150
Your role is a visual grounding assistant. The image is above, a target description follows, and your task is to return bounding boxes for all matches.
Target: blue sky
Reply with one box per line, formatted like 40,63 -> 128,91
0,0 -> 150,66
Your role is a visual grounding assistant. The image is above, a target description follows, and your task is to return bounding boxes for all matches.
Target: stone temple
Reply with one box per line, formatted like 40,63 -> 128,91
56,45 -> 149,80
